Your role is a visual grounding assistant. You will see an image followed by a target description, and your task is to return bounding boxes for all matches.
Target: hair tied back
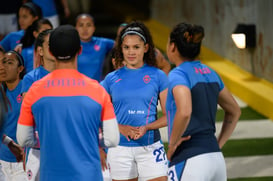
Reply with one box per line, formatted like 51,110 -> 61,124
183,31 -> 192,43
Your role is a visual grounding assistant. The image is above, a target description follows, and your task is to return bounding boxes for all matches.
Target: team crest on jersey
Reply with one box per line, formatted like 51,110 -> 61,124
27,169 -> 33,180
94,44 -> 101,51
16,94 -> 22,103
143,75 -> 151,84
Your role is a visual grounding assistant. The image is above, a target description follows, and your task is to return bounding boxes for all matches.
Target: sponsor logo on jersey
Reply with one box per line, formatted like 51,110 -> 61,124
143,75 -> 151,84
17,94 -> 22,103
94,45 -> 101,51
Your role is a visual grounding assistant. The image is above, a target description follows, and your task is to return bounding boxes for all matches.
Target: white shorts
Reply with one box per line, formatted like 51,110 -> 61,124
0,160 -> 27,181
0,14 -> 18,35
0,163 -> 6,180
108,141 -> 168,180
26,148 -> 40,181
168,152 -> 226,181
102,167 -> 111,181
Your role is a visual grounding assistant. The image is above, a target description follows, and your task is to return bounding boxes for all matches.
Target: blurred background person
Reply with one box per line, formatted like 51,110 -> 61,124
75,14 -> 115,81
18,19 -> 53,73
0,2 -> 42,52
0,1 -> 22,40
31,0 -> 70,28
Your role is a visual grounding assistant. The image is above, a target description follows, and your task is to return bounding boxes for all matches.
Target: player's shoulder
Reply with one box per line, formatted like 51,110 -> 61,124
93,36 -> 114,43
144,64 -> 166,75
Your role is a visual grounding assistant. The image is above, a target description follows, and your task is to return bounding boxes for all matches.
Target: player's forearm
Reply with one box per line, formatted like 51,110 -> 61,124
146,114 -> 167,130
102,118 -> 120,147
169,112 -> 190,146
16,124 -> 37,147
217,110 -> 240,148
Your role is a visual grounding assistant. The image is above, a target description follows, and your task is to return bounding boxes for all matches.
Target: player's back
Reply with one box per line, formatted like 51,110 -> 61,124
28,69 -> 105,181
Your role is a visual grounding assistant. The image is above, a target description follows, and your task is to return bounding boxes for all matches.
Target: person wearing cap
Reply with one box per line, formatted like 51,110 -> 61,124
0,2 -> 42,52
101,21 -> 168,181
75,13 -> 115,81
0,50 -> 26,181
17,25 -> 120,181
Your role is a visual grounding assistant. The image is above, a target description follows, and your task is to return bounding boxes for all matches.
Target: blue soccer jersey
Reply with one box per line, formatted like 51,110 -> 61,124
21,45 -> 34,73
21,66 -> 49,93
77,37 -> 114,81
0,94 -> 5,138
32,0 -> 58,17
101,64 -> 168,146
0,30 -> 24,52
0,81 -> 23,162
166,60 -> 224,166
18,69 -> 116,181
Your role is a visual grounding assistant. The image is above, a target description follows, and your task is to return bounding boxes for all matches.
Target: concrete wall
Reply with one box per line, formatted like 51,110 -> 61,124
151,0 -> 273,83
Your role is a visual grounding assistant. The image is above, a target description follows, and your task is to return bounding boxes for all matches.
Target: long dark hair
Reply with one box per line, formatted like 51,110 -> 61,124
21,19 -> 53,48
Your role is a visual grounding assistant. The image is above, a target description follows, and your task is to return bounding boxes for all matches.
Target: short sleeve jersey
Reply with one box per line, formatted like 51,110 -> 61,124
18,69 -> 116,181
0,30 -> 24,51
77,37 -> 114,81
166,61 -> 224,166
101,64 -> 168,146
21,66 -> 49,93
0,82 -> 23,162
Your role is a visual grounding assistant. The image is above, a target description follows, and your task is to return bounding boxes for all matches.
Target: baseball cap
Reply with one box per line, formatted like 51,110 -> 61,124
49,25 -> 81,61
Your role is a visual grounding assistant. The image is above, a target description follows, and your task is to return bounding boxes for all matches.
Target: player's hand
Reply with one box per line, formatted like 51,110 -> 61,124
7,141 -> 25,162
133,126 -> 148,140
99,148 -> 108,171
167,136 -> 191,161
119,125 -> 138,141
14,44 -> 22,54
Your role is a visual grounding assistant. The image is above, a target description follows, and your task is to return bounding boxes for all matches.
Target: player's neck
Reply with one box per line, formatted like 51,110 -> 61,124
5,78 -> 20,91
55,60 -> 77,70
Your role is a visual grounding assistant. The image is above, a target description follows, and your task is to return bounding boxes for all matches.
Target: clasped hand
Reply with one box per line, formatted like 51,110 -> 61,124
119,125 -> 148,141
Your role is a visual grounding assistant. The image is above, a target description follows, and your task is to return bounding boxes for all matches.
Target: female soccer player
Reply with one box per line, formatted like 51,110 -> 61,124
166,22 -> 241,181
20,29 -> 55,181
101,21 -> 168,181
0,50 -> 26,180
0,2 -> 42,52
75,13 -> 115,81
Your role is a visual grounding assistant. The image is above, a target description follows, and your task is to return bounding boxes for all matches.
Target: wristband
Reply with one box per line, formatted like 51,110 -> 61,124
2,135 -> 13,145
